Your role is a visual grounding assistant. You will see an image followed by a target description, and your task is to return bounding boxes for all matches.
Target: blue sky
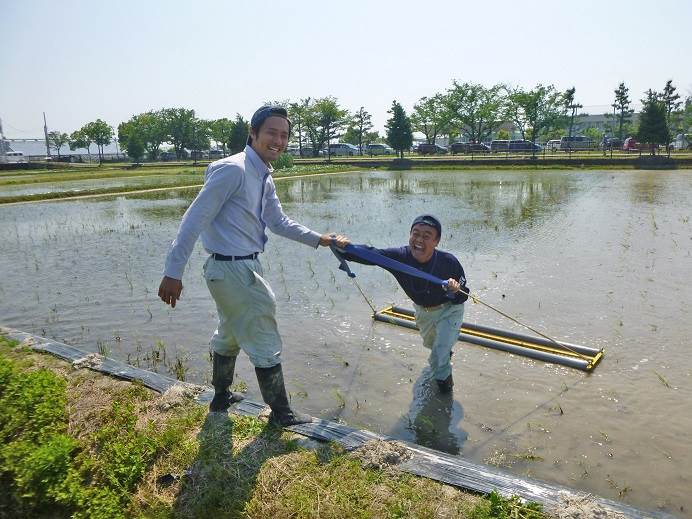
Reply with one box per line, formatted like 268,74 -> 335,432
2,0 -> 691,138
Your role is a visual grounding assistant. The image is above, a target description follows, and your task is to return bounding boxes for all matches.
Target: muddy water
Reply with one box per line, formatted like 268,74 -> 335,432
1,169 -> 691,516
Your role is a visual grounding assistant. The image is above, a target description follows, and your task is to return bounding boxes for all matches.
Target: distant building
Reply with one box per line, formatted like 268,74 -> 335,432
573,112 -> 640,134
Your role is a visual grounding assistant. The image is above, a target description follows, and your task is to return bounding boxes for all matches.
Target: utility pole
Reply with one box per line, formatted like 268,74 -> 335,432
43,112 -> 51,157
0,117 -> 6,163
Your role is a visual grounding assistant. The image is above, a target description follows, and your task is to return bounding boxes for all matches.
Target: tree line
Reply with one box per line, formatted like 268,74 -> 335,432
402,80 -> 691,154
47,80 -> 692,162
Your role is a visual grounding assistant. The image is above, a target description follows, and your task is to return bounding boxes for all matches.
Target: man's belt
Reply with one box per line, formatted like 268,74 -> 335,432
212,252 -> 259,261
421,302 -> 450,312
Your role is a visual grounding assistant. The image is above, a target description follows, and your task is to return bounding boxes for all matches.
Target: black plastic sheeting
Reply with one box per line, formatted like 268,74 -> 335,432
1,326 -> 672,519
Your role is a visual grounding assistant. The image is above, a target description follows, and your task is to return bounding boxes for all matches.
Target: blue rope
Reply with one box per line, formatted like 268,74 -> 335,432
330,243 -> 449,290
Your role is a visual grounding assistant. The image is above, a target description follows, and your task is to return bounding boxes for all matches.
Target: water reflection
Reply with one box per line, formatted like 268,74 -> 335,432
275,171 -> 577,233
629,175 -> 666,205
394,371 -> 467,455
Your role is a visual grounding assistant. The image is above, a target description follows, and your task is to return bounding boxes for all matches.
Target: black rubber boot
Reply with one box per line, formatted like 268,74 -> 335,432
436,374 -> 454,393
255,364 -> 313,426
209,352 -> 244,413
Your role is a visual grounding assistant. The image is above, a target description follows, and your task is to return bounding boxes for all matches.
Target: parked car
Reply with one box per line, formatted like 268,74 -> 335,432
623,137 -> 639,152
300,147 -> 326,157
490,140 -> 509,152
509,140 -> 542,152
622,137 -> 659,153
160,151 -> 177,161
603,137 -> 623,150
545,139 -> 561,151
365,143 -> 394,155
417,143 -> 448,155
5,151 -> 26,163
328,143 -> 360,156
560,136 -> 593,151
670,133 -> 692,151
46,155 -> 73,163
449,142 -> 490,154
286,145 -> 302,157
208,149 -> 225,159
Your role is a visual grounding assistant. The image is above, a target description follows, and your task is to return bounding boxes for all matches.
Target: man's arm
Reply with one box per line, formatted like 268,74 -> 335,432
159,164 -> 240,307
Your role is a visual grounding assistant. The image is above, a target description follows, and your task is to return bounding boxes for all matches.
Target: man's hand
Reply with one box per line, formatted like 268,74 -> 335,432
319,233 -> 350,248
446,278 -> 463,294
158,276 -> 183,308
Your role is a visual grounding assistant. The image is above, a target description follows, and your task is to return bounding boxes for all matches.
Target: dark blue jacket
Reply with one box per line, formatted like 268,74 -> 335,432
346,245 -> 468,307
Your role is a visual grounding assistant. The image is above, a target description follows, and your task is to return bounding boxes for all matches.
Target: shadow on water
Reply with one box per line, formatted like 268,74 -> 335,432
172,413 -> 287,517
391,370 -> 468,456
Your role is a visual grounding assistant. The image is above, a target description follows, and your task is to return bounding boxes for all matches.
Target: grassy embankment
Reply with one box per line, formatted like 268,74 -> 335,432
0,334 -> 546,518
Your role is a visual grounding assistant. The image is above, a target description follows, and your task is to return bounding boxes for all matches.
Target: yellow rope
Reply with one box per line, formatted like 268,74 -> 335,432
462,288 -> 593,362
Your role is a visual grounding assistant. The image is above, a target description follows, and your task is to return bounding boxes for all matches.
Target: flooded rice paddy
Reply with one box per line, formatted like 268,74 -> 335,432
0,173 -> 202,198
1,169 -> 691,515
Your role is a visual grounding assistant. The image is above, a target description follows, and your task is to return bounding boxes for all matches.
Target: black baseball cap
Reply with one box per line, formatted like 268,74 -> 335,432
247,105 -> 292,145
411,214 -> 442,238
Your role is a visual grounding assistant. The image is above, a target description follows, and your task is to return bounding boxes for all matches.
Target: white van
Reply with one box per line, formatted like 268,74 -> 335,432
560,136 -> 593,151
5,151 -> 25,163
545,139 -> 561,151
670,133 -> 692,151
328,143 -> 359,156
365,143 -> 394,155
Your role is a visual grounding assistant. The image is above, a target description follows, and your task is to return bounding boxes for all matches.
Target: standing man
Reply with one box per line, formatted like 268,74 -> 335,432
340,215 -> 468,392
159,105 -> 348,426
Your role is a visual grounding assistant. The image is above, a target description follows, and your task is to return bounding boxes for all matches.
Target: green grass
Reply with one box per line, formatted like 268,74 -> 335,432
0,334 -> 547,518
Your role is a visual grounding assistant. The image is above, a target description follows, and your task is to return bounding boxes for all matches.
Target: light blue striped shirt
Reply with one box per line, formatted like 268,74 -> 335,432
163,146 -> 321,279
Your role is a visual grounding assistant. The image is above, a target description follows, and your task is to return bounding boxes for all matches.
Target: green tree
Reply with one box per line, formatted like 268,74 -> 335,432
118,111 -> 167,161
47,131 -> 69,158
637,90 -> 670,155
661,80 -> 683,148
189,119 -> 211,163
303,97 -> 349,159
210,118 -> 234,155
682,96 -> 692,134
363,130 -> 380,146
445,82 -> 506,143
161,108 -> 196,159
117,120 -> 137,158
83,119 -> 114,164
288,98 -> 311,157
564,87 -> 582,150
228,114 -> 249,154
344,107 -> 373,155
661,80 -> 681,123
68,129 -> 92,161
508,85 -> 565,157
611,82 -> 634,139
137,111 -> 167,160
410,94 -> 448,144
385,100 -> 413,159
126,135 -> 145,163
496,128 -> 510,140
584,127 -> 603,144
